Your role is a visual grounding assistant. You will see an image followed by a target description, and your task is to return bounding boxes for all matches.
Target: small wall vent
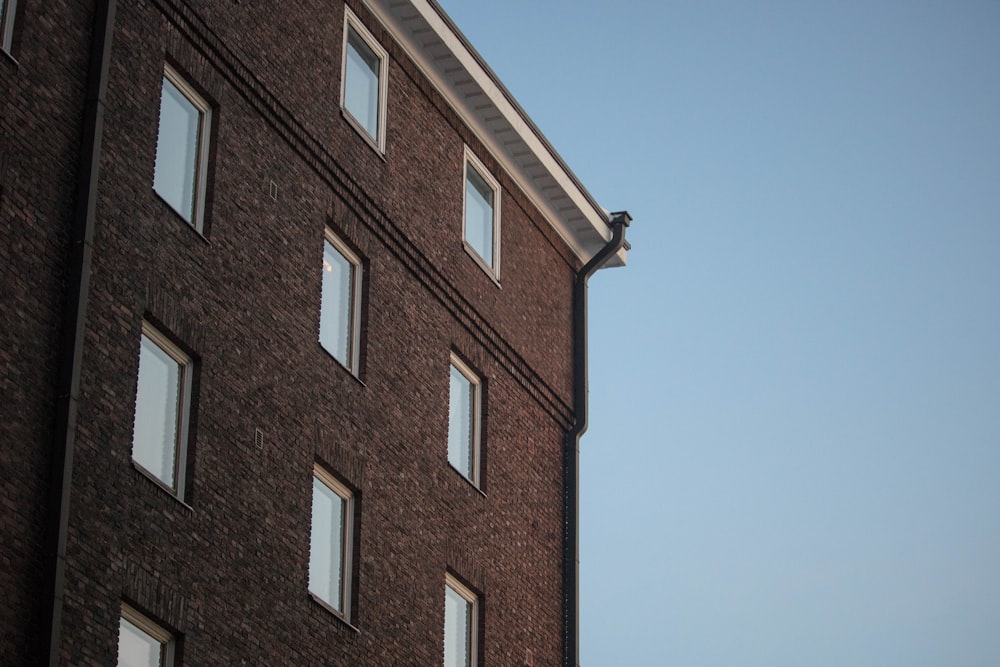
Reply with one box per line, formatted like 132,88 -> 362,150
269,180 -> 278,201
254,427 -> 264,450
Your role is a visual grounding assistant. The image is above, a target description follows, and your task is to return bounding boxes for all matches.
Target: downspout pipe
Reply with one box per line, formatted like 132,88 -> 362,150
563,211 -> 631,667
42,1 -> 116,664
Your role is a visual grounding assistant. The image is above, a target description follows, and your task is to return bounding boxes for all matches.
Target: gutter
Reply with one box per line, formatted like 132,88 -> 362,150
563,211 -> 631,667
42,1 -> 116,664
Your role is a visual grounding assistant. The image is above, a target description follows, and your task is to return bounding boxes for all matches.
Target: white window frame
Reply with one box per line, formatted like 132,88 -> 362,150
319,229 -> 363,374
447,355 -> 482,486
131,322 -> 193,499
444,574 -> 478,667
154,64 -> 212,231
118,603 -> 175,667
462,147 -> 502,280
309,464 -> 355,620
341,7 -> 389,153
0,0 -> 17,54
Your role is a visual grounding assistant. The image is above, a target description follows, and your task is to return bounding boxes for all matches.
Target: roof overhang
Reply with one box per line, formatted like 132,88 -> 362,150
361,0 -> 627,268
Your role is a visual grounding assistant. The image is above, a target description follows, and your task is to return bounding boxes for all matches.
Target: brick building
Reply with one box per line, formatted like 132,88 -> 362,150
0,1 -> 629,665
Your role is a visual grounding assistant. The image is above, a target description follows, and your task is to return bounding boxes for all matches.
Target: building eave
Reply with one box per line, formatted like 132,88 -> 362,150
362,0 -> 627,268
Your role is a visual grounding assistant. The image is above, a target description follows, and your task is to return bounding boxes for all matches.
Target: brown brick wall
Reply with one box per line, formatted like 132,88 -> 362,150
2,1 -> 579,664
0,1 -> 95,663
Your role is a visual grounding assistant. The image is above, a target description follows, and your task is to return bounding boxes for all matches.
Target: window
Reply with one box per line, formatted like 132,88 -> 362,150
341,9 -> 388,151
309,465 -> 354,618
131,322 -> 192,498
463,149 -> 501,276
154,65 -> 211,229
448,356 -> 481,485
444,575 -> 478,667
117,604 -> 174,667
0,0 -> 16,54
319,231 -> 363,372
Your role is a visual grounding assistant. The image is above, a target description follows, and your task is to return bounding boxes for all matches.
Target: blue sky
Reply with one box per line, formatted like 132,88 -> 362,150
437,2 -> 1000,665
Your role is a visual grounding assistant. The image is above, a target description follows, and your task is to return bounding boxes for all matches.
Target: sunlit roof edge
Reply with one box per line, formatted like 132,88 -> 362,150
362,0 -> 628,267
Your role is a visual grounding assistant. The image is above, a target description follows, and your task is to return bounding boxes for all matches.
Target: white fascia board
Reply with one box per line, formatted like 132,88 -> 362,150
362,0 -> 626,268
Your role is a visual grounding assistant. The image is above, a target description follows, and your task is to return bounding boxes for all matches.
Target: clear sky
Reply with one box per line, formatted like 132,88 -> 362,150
436,2 -> 1000,665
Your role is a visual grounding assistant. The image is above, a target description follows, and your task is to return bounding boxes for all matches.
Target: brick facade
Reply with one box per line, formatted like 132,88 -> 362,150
0,1 -> 625,664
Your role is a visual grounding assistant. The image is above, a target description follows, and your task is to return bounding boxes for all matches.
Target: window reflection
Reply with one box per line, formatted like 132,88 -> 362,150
344,27 -> 381,140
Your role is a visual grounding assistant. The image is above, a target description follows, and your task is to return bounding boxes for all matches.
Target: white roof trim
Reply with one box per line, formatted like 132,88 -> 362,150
361,0 -> 627,267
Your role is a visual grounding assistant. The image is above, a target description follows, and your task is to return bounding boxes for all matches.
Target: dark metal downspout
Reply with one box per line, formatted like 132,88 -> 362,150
42,1 -> 116,664
563,211 -> 631,667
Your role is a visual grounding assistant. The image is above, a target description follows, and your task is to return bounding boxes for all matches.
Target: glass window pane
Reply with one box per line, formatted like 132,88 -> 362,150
0,0 -> 14,51
310,476 -> 346,611
448,365 -> 475,477
319,239 -> 355,367
444,585 -> 472,667
345,28 -> 381,139
154,76 -> 202,222
464,166 -> 494,267
132,334 -> 182,488
118,617 -> 163,667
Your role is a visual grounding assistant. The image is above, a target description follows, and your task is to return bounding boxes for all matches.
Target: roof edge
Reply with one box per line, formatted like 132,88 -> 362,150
361,0 -> 627,268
